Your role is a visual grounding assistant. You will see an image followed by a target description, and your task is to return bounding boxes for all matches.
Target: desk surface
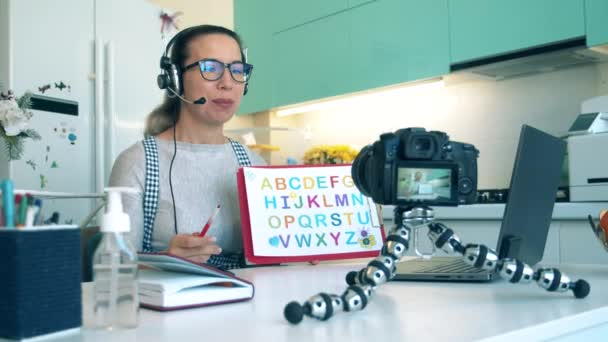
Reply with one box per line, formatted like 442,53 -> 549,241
73,262 -> 608,342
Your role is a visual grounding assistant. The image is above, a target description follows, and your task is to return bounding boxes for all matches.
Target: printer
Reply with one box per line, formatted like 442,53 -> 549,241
567,95 -> 608,202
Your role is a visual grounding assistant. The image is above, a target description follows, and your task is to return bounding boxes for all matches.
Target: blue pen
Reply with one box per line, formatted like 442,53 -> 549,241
1,179 -> 15,228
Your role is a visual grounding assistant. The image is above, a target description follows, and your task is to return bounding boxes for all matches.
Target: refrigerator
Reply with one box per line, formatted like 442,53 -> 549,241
0,0 -> 172,224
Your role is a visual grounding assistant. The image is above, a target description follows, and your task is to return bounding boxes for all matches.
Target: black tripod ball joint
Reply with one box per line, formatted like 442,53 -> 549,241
283,285 -> 374,325
427,222 -> 590,298
283,207 -> 591,325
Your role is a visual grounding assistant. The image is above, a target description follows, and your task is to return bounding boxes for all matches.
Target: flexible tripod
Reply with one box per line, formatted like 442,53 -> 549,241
284,205 -> 590,324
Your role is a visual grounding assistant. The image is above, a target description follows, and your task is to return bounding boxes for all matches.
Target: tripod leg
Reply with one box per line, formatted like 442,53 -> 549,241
427,222 -> 590,299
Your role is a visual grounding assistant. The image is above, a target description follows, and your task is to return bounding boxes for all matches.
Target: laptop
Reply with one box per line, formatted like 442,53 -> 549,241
393,124 -> 566,281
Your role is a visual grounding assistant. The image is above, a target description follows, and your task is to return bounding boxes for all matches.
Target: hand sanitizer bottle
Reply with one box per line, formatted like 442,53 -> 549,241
93,187 -> 139,329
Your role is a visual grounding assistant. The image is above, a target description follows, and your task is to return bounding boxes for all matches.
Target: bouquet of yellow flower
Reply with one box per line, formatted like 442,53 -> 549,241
302,145 -> 359,165
0,89 -> 41,161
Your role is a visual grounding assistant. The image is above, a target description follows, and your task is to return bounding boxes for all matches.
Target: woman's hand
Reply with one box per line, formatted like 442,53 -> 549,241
167,234 -> 222,263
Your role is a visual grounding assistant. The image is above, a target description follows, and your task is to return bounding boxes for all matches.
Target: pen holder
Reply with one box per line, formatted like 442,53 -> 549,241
0,227 -> 82,340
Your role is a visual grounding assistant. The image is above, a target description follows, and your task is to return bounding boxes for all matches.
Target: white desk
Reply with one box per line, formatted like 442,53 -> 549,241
72,263 -> 608,342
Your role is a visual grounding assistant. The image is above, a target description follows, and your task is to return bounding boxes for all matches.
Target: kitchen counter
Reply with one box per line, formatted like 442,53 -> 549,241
381,202 -> 608,220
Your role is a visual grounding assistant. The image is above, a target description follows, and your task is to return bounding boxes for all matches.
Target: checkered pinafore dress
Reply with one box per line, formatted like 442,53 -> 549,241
141,137 -> 252,269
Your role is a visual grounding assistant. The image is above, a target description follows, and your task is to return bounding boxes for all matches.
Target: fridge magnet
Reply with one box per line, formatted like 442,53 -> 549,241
38,84 -> 51,94
51,161 -> 58,168
68,133 -> 77,145
160,10 -> 182,37
39,174 -> 48,189
26,159 -> 37,171
54,81 -> 68,91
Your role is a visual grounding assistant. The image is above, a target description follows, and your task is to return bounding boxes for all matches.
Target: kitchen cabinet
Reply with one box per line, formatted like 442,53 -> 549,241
449,0 -> 585,64
585,0 -> 608,47
273,12 -> 352,108
348,0 -> 377,7
349,0 -> 449,93
272,0 -> 349,33
235,0 -> 275,115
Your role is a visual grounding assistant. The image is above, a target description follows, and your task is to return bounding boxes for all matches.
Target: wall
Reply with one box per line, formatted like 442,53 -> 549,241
268,62 -> 608,189
147,0 -> 234,29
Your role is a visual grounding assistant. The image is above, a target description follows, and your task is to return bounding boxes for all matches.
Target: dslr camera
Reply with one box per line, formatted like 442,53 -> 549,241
352,128 -> 479,206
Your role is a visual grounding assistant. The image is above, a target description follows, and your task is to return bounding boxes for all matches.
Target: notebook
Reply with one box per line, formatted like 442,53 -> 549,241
236,165 -> 385,265
393,124 -> 566,281
137,253 -> 254,311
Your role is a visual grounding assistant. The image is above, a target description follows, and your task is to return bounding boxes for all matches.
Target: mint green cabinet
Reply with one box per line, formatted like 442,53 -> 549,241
350,0 -> 449,93
235,0 -> 274,115
273,13 -> 352,107
273,0 -> 348,33
449,0 -> 585,63
348,0 -> 376,7
586,0 -> 608,46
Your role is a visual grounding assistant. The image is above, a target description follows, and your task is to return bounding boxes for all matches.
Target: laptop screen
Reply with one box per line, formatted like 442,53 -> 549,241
495,125 -> 566,265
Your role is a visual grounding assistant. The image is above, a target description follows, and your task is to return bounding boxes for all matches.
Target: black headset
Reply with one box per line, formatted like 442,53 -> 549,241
156,25 -> 249,98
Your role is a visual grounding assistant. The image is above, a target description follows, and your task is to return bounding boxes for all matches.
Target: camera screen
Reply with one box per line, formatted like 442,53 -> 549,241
396,167 -> 454,203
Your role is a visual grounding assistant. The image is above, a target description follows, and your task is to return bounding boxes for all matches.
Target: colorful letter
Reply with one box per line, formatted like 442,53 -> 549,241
295,234 -> 312,247
315,233 -> 327,246
284,215 -> 295,228
345,231 -> 357,245
288,177 -> 301,189
314,214 -> 327,227
329,175 -> 339,188
264,196 -> 277,209
330,232 -> 340,245
268,216 -> 281,229
298,215 -> 313,228
335,193 -> 348,207
275,177 -> 287,190
307,195 -> 320,208
330,213 -> 342,226
261,177 -> 273,190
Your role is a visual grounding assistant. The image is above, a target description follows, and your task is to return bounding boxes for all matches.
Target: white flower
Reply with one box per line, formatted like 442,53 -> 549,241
0,99 -> 32,136
0,99 -> 19,119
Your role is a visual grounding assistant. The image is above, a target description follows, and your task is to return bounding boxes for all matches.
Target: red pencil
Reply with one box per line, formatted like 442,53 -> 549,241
199,203 -> 221,237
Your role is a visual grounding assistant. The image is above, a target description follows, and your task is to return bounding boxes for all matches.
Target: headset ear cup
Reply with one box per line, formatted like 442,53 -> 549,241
167,64 -> 182,95
243,82 -> 249,96
157,73 -> 169,90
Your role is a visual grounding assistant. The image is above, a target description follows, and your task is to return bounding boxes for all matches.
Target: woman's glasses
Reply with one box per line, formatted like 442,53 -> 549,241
183,59 -> 253,83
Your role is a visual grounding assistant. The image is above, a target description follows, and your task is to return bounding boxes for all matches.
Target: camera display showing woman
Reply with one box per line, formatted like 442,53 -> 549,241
109,25 -> 265,269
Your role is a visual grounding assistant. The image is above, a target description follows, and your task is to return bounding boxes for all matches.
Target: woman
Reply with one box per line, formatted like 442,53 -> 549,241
109,25 -> 265,268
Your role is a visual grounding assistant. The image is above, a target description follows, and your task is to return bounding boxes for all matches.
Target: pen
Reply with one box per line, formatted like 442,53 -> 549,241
0,197 -> 4,226
199,203 -> 221,237
14,194 -> 22,226
1,179 -> 14,228
17,194 -> 28,227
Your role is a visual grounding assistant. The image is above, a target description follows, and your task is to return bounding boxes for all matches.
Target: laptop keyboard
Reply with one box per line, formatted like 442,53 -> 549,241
416,259 -> 487,274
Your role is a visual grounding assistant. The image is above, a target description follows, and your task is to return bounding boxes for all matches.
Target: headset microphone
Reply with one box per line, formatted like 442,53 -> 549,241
166,87 -> 206,105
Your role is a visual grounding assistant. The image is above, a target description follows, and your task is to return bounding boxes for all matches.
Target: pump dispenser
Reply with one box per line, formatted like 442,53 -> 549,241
93,187 -> 139,329
101,188 -> 131,233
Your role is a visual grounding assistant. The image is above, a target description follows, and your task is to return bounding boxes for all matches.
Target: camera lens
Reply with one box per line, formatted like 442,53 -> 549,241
351,145 -> 373,197
415,138 -> 431,152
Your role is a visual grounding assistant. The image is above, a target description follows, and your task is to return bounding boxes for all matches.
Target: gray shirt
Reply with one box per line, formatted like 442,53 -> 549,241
108,138 -> 266,253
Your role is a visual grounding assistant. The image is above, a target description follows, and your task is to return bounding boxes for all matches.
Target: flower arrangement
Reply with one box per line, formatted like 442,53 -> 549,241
302,144 -> 359,165
0,89 -> 41,160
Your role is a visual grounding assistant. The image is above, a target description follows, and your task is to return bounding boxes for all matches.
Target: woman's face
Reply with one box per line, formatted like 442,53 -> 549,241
181,33 -> 246,125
